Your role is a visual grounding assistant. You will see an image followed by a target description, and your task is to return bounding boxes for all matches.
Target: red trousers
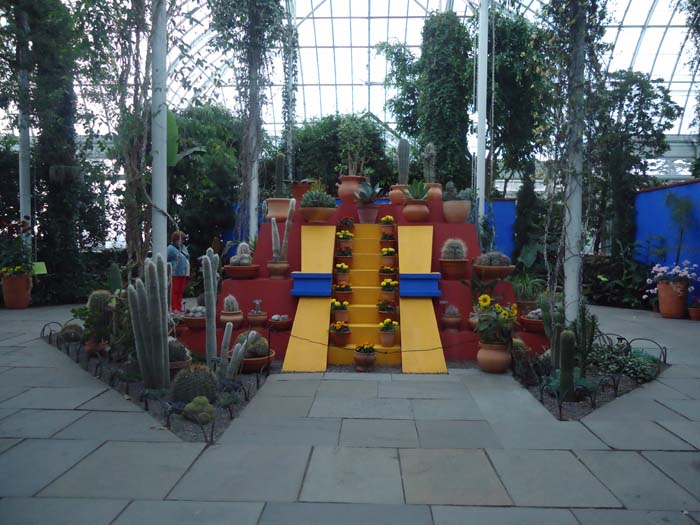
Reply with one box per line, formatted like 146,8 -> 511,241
171,276 -> 188,312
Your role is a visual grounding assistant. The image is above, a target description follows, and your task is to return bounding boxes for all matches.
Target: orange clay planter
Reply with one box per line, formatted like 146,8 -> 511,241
657,280 -> 689,319
477,341 -> 512,374
1,275 -> 32,309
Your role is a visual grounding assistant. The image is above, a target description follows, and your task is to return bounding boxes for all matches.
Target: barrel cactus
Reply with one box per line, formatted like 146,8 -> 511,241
168,338 -> 189,362
171,366 -> 218,403
87,290 -> 112,314
183,395 -> 215,424
229,242 -> 253,266
476,251 -> 512,266
235,330 -> 270,358
223,294 -> 239,312
440,239 -> 467,260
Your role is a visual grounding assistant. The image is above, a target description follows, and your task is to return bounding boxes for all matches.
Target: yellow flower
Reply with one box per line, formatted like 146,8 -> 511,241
494,304 -> 503,313
392,321 -> 398,326
500,311 -> 509,319
478,294 -> 491,307
342,301 -> 349,306
510,304 -> 518,314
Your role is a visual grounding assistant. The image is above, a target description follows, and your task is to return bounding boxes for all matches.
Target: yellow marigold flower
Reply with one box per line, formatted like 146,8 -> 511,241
494,304 -> 503,313
342,301 -> 349,306
478,294 -> 491,307
392,321 -> 398,326
500,311 -> 509,319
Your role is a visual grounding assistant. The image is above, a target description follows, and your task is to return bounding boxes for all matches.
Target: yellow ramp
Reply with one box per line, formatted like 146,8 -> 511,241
398,225 -> 447,374
282,226 -> 335,372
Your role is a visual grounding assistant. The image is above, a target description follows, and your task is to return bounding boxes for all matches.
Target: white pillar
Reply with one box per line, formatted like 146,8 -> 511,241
151,0 -> 167,259
248,159 -> 259,241
476,0 -> 489,219
564,175 -> 583,323
17,9 -> 31,228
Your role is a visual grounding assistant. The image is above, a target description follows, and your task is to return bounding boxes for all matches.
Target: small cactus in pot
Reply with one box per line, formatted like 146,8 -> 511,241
439,238 -> 468,280
473,251 -> 515,280
224,242 -> 260,279
247,299 -> 268,329
441,304 -> 462,332
220,294 -> 244,328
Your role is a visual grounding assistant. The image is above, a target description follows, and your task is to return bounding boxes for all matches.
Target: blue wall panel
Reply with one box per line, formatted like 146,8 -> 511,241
490,199 -> 516,258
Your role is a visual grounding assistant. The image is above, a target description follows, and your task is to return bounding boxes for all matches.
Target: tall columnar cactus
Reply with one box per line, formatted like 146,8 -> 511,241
202,248 -> 220,368
423,142 -> 436,183
225,342 -> 246,381
274,152 -> 285,198
127,255 -> 169,389
559,329 -> 576,401
398,138 -> 410,185
280,198 -> 296,261
107,263 -> 123,292
271,217 -> 281,261
166,262 -> 173,313
218,321 -> 233,379
440,239 -> 467,260
572,304 -> 598,378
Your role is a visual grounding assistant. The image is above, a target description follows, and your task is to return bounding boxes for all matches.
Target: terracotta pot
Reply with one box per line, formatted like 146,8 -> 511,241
442,200 -> 471,223
334,309 -> 349,323
300,207 -> 336,224
248,312 -> 268,327
330,330 -> 351,347
337,238 -> 352,250
335,255 -> 353,265
689,307 -> 700,321
657,280 -> 689,319
477,341 -> 512,374
1,274 -> 32,309
180,316 -> 207,329
468,315 -> 479,331
389,185 -> 408,205
519,316 -> 545,333
354,350 -> 376,372
472,264 -> 515,280
426,182 -> 442,201
378,272 -> 396,284
269,318 -> 293,331
357,204 -> 379,224
291,181 -> 313,202
334,290 -> 353,302
334,272 -> 350,284
223,265 -> 260,279
380,239 -> 397,250
169,356 -> 192,380
441,315 -> 462,332
403,200 -> 430,223
219,311 -> 244,329
439,259 -> 467,280
241,349 -> 276,374
337,175 -> 365,204
378,310 -> 398,322
380,224 -> 395,236
84,338 -> 108,356
381,255 -> 397,267
267,261 -> 289,279
379,331 -> 396,347
380,290 -> 396,303
516,300 -> 537,316
265,198 -> 292,221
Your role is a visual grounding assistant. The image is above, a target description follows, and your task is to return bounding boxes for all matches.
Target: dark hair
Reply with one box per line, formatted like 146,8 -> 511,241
171,231 -> 186,243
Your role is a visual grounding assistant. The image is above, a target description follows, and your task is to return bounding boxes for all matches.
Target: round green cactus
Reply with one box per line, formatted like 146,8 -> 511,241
171,366 -> 218,403
235,330 -> 270,358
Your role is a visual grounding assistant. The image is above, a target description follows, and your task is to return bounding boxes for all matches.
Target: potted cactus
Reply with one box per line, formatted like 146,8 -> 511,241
422,143 -> 442,200
441,304 -> 462,332
269,314 -> 293,331
378,318 -> 399,347
331,298 -> 350,323
220,294 -> 244,328
401,180 -> 430,222
390,138 -> 410,205
442,182 -> 472,223
439,238 -> 468,280
224,242 -> 260,279
300,188 -> 337,224
377,300 -> 398,322
180,305 -> 207,329
229,330 -> 275,373
247,299 -> 268,328
267,199 -> 296,279
473,251 -> 515,280
354,180 -> 382,224
329,320 -> 351,347
168,338 -> 192,379
266,152 -> 292,221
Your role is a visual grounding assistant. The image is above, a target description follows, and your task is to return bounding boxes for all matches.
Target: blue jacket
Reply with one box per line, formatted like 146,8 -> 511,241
167,244 -> 190,277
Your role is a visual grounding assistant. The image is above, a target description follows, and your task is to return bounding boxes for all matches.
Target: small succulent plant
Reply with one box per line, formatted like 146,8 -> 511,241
300,189 -> 336,208
445,305 -> 460,316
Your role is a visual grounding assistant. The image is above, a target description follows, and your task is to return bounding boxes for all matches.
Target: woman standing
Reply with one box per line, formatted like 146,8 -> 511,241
167,231 -> 190,312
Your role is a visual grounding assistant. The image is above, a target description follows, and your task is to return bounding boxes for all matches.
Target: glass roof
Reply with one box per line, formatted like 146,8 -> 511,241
169,0 -> 698,136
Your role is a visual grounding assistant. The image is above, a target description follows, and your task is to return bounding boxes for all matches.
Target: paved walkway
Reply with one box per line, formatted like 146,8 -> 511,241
0,304 -> 698,524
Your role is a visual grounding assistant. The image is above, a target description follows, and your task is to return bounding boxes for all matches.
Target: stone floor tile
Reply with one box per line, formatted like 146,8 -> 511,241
0,409 -> 86,438
400,449 -> 511,506
300,447 -> 404,504
113,500 -> 264,525
431,506 -> 579,525
0,408 -> 18,420
0,438 -> 21,454
0,497 -> 129,525
492,421 -> 609,450
659,379 -> 700,399
340,419 -> 418,448
238,395 -> 313,418
169,444 -> 309,502
309,397 -> 413,419
411,398 -> 483,420
584,420 -> 694,450
657,421 -> 700,448
0,386 -> 28,402
416,420 -> 501,449
573,508 -> 696,524
40,441 -> 203,499
378,380 -> 470,399
256,379 -> 320,397
469,389 -> 553,424
0,387 -> 106,409
268,372 -> 325,381
392,373 -> 461,382
582,396 -> 688,422
623,381 -> 691,400
260,502 -> 433,525
219,416 -> 341,446
642,451 -> 700,500
660,366 -> 700,379
54,411 -> 179,442
0,438 -> 101,497
315,379 -> 379,398
488,449 -> 620,508
576,450 -> 700,510
75,389 -> 141,412
323,372 -> 393,381
659,399 -> 700,421
0,366 -> 104,388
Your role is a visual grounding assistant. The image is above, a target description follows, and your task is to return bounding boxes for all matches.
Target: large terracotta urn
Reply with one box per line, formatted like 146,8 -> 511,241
442,200 -> 471,223
403,200 -> 430,223
337,175 -> 365,204
425,182 -> 442,201
477,341 -> 512,374
265,198 -> 292,221
657,280 -> 689,319
389,185 -> 408,205
291,181 -> 313,202
1,275 -> 32,309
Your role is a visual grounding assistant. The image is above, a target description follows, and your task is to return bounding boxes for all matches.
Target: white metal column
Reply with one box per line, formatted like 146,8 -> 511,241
151,0 -> 168,259
17,9 -> 31,229
476,0 -> 489,219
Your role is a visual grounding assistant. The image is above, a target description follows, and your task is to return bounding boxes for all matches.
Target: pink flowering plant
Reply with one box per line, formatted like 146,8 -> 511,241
643,260 -> 698,300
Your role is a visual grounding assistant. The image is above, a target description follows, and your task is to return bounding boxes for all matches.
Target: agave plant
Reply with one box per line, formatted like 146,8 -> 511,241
401,180 -> 429,200
354,181 -> 382,204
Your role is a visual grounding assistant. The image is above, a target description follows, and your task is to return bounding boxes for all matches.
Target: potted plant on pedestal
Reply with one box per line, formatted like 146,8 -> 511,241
442,182 -> 472,223
331,298 -> 350,322
510,273 -> 546,316
380,232 -> 396,250
353,342 -> 376,372
265,152 -> 292,221
401,180 -> 430,222
334,262 -> 350,284
644,260 -> 698,319
473,251 -> 515,280
422,143 -> 442,200
291,178 -> 315,202
329,321 -> 351,346
439,238 -> 468,280
267,199 -> 296,279
474,294 -> 517,374
335,247 -> 353,265
337,114 -> 373,203
300,187 -> 337,224
337,216 -> 355,233
225,242 -> 260,279
378,265 -> 397,283
380,278 -> 399,302
354,180 -> 382,224
381,247 -> 397,267
220,294 -> 244,328
336,229 -> 354,250
0,217 -> 33,309
379,215 -> 395,236
247,299 -> 268,328
379,318 -> 399,347
334,282 -> 353,302
441,304 -> 462,332
377,300 -> 398,322
390,139 -> 410,205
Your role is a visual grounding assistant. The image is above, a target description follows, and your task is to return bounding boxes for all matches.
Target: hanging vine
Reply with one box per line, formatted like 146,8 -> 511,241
282,15 -> 298,181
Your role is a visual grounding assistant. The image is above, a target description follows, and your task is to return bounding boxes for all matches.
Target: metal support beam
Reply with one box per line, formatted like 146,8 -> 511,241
17,9 -> 31,231
151,0 -> 168,259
